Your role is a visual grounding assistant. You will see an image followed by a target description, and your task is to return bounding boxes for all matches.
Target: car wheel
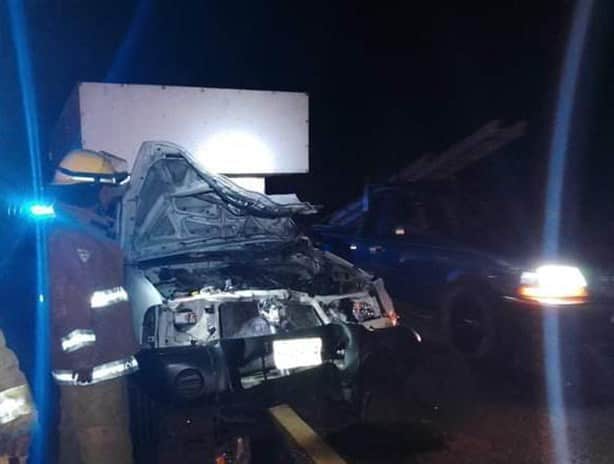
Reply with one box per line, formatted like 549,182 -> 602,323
442,286 -> 499,361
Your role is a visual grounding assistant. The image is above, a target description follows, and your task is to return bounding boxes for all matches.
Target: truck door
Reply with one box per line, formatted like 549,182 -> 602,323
355,191 -> 449,311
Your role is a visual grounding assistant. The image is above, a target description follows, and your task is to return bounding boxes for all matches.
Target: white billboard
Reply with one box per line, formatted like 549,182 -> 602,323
53,82 -> 309,176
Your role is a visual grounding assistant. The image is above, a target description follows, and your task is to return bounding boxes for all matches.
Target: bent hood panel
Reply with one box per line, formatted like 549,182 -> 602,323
121,141 -> 317,262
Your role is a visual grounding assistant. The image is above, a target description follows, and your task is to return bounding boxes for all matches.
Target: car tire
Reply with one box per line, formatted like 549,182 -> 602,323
441,285 -> 504,363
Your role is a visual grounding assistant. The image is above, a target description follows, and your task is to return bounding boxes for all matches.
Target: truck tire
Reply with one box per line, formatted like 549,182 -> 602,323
441,285 -> 503,363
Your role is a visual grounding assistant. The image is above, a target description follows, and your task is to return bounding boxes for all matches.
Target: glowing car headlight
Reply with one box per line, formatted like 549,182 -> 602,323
518,265 -> 588,305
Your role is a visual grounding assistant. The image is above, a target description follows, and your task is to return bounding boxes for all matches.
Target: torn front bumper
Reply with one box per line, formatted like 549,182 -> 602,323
134,323 -> 421,405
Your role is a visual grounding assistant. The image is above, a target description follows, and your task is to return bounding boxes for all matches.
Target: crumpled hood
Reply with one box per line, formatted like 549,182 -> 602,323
121,141 -> 317,262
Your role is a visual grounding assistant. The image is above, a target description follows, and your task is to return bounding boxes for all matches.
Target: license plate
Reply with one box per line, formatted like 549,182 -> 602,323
273,337 -> 322,370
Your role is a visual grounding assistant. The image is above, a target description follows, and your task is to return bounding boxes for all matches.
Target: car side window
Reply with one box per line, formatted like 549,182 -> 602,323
422,196 -> 458,237
364,193 -> 429,238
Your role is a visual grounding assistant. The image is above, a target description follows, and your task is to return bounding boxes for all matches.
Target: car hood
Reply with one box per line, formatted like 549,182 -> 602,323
121,141 -> 317,262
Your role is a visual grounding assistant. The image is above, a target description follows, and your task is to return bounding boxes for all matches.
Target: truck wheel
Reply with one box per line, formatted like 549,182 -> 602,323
442,286 -> 499,361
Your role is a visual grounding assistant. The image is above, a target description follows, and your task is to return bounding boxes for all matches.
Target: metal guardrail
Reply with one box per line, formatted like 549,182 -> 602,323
269,404 -> 347,464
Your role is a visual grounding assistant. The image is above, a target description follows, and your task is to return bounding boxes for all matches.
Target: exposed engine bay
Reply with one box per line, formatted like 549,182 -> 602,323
123,142 -> 404,400
138,244 -> 396,349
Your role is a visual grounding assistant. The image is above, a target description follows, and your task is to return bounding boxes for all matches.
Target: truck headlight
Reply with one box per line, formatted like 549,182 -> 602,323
518,265 -> 588,305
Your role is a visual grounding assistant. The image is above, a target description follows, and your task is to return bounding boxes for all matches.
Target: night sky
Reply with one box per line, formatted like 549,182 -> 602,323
1,0 -> 613,225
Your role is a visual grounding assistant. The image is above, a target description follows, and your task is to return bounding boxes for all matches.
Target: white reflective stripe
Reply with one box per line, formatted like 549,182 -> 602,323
0,384 -> 33,425
67,175 -> 97,183
61,329 -> 96,353
118,175 -> 131,185
90,286 -> 129,309
51,371 -> 75,384
52,356 -> 139,386
90,356 -> 139,383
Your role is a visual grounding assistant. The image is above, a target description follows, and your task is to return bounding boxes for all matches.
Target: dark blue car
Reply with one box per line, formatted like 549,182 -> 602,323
313,184 -> 614,367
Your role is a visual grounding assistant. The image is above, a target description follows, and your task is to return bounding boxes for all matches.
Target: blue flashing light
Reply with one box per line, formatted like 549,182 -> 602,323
7,0 -> 52,460
28,203 -> 55,218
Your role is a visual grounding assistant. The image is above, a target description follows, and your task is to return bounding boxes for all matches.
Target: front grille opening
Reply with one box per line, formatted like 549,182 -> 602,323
220,301 -> 322,339
220,302 -> 263,338
175,368 -> 205,400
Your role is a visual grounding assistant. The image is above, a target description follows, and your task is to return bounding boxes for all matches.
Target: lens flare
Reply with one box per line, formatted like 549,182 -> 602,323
7,0 -> 51,461
27,203 -> 56,219
542,1 -> 594,463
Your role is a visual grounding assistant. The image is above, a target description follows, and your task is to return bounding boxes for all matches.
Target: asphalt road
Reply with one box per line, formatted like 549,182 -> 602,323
131,322 -> 614,463
290,340 -> 614,464
135,333 -> 614,463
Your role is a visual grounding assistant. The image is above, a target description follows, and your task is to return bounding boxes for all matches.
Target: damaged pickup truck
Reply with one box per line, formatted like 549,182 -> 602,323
122,142 -> 419,412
